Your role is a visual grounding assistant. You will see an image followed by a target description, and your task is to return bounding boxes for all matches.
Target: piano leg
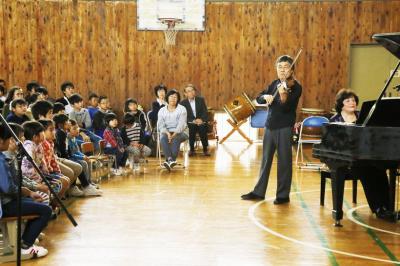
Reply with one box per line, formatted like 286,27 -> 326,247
330,167 -> 346,227
389,168 -> 397,212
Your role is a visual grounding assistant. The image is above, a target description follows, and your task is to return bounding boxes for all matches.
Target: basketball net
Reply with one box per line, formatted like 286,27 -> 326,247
159,19 -> 182,46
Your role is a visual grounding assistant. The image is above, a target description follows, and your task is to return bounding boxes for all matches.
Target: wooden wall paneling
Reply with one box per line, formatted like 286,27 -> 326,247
251,3 -> 266,98
241,4 -> 253,101
113,2 -> 127,114
86,1 -> 98,98
135,8 -> 147,109
127,4 -> 140,108
218,3 -> 232,105
179,22 -> 192,94
203,3 -> 219,109
325,2 -> 346,111
103,2 -> 114,107
260,2 -> 274,96
38,1 -> 54,93
229,3 -> 244,104
58,1 -> 73,97
198,2 -> 212,106
0,1 -> 5,82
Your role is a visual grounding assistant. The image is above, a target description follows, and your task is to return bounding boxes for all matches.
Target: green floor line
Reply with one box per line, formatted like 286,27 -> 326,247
343,199 -> 400,264
292,182 -> 339,266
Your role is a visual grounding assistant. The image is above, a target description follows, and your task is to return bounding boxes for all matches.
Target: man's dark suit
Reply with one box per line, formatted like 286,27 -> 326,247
180,96 -> 209,152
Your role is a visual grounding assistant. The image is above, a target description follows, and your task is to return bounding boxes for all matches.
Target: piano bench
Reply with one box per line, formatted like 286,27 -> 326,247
320,169 -> 358,206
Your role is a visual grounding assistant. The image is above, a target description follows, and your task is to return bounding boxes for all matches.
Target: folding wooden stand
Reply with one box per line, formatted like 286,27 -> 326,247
219,119 -> 253,145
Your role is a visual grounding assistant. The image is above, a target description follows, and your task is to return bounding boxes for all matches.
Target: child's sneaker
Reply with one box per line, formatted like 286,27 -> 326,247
69,186 -> 84,197
112,168 -> 122,176
83,185 -> 103,196
21,245 -> 48,258
118,167 -> 126,175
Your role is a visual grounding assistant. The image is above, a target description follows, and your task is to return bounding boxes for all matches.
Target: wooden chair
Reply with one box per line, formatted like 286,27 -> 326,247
0,215 -> 39,262
320,169 -> 358,206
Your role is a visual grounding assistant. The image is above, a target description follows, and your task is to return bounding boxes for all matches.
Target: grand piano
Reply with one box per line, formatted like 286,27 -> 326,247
313,32 -> 400,226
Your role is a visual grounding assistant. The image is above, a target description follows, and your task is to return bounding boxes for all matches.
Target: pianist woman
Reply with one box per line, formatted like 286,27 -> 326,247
330,89 -> 395,221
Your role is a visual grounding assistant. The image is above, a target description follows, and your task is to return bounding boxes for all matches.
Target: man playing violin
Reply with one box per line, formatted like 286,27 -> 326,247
242,55 -> 302,204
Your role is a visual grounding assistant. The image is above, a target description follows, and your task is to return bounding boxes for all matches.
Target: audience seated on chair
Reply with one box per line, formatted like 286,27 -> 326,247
92,96 -> 111,138
0,84 -> 6,111
53,114 -> 101,197
21,121 -> 65,202
6,98 -> 30,124
180,84 -> 210,157
0,123 -> 52,259
2,86 -> 24,119
52,102 -> 66,115
120,113 -> 151,171
87,93 -> 99,121
124,98 -> 150,145
4,123 -> 51,205
157,89 -> 188,171
149,84 -> 167,129
102,113 -> 128,176
68,93 -> 102,149
55,81 -> 75,114
31,100 -> 54,121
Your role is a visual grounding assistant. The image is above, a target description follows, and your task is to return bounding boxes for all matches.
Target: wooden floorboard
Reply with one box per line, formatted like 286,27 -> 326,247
6,142 -> 400,265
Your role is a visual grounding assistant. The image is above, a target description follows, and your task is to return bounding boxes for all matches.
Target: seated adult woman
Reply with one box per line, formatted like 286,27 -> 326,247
157,89 -> 188,171
149,84 -> 167,128
330,89 -> 394,221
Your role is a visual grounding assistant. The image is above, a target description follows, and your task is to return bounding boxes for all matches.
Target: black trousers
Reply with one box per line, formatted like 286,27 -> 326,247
188,123 -> 209,151
253,127 -> 293,199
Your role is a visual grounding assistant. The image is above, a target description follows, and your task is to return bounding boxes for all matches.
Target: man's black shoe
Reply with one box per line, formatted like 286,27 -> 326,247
203,150 -> 211,156
273,197 -> 290,205
376,207 -> 396,222
241,192 -> 265,201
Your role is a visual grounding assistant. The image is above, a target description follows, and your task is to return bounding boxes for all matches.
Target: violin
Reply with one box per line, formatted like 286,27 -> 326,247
279,73 -> 296,91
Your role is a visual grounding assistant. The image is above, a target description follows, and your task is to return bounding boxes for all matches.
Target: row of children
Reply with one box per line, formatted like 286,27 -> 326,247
0,79 -> 153,175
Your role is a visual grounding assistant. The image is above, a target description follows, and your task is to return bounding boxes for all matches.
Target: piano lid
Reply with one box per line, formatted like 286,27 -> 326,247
373,33 -> 400,59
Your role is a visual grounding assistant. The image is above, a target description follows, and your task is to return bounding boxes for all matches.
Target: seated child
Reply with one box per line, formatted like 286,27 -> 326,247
68,93 -> 102,149
103,113 -> 128,175
53,114 -> 101,197
68,94 -> 92,130
38,119 -> 71,198
92,96 -> 110,137
87,93 -> 99,121
53,102 -> 65,115
124,98 -> 150,144
67,119 -> 103,196
6,98 -> 31,124
0,122 -> 51,258
21,121 -> 68,203
120,113 -> 151,171
31,100 -> 53,121
4,123 -> 50,203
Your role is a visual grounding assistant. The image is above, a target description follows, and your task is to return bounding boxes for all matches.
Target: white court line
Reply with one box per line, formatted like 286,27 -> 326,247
346,205 -> 400,236
248,190 -> 400,264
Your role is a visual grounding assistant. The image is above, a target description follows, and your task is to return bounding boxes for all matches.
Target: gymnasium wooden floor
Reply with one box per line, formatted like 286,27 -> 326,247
10,142 -> 400,266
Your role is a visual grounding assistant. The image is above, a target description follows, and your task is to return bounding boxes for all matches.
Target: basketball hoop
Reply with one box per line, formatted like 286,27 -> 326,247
159,18 -> 183,46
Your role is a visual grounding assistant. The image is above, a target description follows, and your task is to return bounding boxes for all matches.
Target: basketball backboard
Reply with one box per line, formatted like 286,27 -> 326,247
137,0 -> 205,31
